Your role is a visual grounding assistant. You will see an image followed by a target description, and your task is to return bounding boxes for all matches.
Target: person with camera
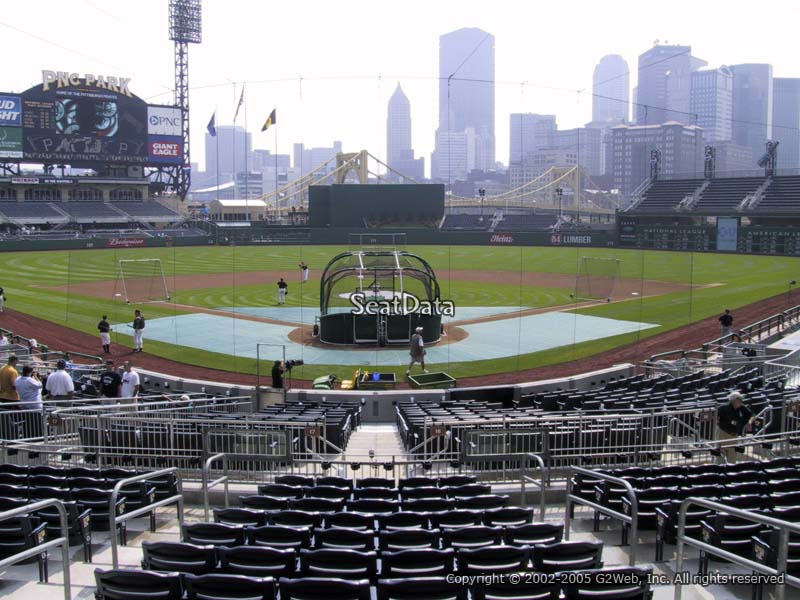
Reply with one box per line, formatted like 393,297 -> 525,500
15,365 -> 42,411
272,360 -> 285,389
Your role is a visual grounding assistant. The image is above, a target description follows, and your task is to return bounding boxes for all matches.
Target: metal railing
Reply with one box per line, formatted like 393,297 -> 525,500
519,453 -> 547,520
675,497 -> 800,600
109,467 -> 184,568
0,499 -> 71,600
564,466 -> 638,566
202,453 -> 229,520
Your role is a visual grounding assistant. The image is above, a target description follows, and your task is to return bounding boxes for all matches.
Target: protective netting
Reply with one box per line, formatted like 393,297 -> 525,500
574,257 -> 621,302
114,259 -> 170,303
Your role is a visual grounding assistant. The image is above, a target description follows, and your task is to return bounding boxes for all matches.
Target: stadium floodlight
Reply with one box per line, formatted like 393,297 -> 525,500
169,0 -> 202,43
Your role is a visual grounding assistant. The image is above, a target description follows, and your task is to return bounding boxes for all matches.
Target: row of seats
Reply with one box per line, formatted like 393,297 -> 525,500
95,568 -> 656,600
633,179 -> 702,212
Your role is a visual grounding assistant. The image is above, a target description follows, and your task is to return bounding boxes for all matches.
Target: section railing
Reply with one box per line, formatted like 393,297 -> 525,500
109,467 -> 184,568
675,497 -> 799,600
519,453 -> 547,520
0,499 -> 71,600
202,453 -> 229,520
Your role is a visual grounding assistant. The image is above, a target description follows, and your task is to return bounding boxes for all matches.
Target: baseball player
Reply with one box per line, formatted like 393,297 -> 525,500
97,314 -> 112,354
299,262 -> 309,283
131,309 -> 145,353
277,278 -> 288,305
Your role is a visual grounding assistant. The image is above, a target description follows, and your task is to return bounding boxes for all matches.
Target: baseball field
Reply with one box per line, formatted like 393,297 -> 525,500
1,244 -> 795,381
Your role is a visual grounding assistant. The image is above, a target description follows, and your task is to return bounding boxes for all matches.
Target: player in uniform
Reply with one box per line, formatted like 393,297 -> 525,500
132,309 -> 145,353
277,278 -> 288,305
299,262 -> 309,283
97,315 -> 112,354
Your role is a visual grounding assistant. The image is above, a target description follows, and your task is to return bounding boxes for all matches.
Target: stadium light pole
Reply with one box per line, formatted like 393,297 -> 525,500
556,187 -> 563,220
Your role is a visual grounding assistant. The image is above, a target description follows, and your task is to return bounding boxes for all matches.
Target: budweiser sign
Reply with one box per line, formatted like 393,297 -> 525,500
106,237 -> 147,248
489,234 -> 514,244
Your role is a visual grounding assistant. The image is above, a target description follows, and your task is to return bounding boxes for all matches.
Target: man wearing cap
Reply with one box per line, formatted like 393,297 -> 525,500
15,365 -> 42,411
45,359 -> 74,404
97,315 -> 112,354
98,360 -> 122,404
716,391 -> 756,463
406,326 -> 428,377
0,355 -> 19,403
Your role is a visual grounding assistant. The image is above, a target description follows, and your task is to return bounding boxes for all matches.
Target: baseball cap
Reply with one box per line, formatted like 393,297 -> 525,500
415,326 -> 423,332
56,359 -> 67,369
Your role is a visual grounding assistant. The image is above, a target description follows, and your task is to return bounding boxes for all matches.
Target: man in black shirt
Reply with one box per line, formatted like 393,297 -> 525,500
97,315 -> 112,354
98,360 -> 122,404
716,391 -> 755,463
277,278 -> 288,305
132,309 -> 145,353
271,360 -> 285,389
718,309 -> 734,336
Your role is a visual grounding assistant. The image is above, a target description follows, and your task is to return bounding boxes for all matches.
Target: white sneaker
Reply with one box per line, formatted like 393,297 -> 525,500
405,370 -> 410,376
423,369 -> 429,373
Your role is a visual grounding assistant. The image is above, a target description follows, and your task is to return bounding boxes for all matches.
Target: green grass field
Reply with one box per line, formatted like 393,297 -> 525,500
0,244 -> 794,380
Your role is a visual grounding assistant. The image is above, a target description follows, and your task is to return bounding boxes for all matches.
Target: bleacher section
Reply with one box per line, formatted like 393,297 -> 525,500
632,179 -> 701,212
60,202 -> 125,220
440,214 -> 490,230
111,201 -> 181,219
756,175 -> 800,212
495,214 -> 558,231
0,201 -> 66,222
693,176 -> 766,212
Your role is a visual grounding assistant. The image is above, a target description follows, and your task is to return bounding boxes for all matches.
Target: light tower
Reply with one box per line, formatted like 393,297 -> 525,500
168,0 -> 202,199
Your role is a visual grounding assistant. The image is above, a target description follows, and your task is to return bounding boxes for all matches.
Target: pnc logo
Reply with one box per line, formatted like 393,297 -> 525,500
149,115 -> 180,127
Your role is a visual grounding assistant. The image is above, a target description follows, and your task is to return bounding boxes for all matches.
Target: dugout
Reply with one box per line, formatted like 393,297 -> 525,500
318,249 -> 442,345
308,184 -> 445,227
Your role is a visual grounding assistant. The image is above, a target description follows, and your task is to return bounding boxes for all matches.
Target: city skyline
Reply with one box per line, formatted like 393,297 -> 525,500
2,0 -> 800,178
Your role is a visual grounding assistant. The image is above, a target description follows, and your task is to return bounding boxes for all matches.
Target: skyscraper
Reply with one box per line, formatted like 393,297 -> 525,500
204,125 -> 252,180
387,83 -> 412,169
435,27 -> 495,177
592,55 -> 630,123
386,83 -> 425,180
636,45 -> 706,125
690,67 -> 733,142
509,114 -> 556,164
772,78 -> 800,170
731,64 -> 773,163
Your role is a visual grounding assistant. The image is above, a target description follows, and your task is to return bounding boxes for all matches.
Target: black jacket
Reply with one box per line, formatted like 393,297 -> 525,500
718,402 -> 752,436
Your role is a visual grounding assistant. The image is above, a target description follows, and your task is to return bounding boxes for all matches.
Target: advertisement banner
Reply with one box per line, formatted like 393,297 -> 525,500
147,135 -> 183,164
617,215 -> 638,246
489,233 -> 514,244
550,233 -> 594,246
147,106 -> 182,136
106,237 -> 147,248
0,126 -> 23,158
0,95 -> 22,126
716,217 -> 739,252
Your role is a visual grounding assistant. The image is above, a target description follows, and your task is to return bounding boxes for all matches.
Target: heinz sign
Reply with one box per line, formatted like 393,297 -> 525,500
489,234 -> 514,244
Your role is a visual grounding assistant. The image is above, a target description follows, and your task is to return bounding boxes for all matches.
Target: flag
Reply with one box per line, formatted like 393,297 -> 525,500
261,108 -> 276,132
206,112 -> 216,137
233,86 -> 245,123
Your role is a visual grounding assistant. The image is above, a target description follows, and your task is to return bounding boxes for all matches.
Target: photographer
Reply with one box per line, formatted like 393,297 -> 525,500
15,365 -> 42,411
272,360 -> 285,389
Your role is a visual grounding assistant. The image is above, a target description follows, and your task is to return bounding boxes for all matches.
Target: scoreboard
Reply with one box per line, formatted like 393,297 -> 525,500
738,228 -> 800,255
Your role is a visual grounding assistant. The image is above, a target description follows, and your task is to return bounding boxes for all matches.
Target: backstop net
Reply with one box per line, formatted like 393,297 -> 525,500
114,259 -> 170,304
574,257 -> 621,302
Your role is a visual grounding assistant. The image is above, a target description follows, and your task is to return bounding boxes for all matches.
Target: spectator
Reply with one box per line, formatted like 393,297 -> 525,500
718,309 -> 734,336
45,359 -> 75,403
0,332 -> 9,360
98,360 -> 122,404
15,365 -> 42,411
0,355 -> 19,403
271,360 -> 285,389
716,391 -> 756,463
121,361 -> 140,399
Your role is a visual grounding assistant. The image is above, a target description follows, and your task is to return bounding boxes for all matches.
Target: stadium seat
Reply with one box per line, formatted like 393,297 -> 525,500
214,507 -> 268,527
400,486 -> 441,500
257,483 -> 303,499
279,577 -> 371,600
35,500 -> 92,562
377,576 -> 468,600
239,495 -> 289,511
270,510 -> 323,529
0,515 -> 48,581
325,511 -> 375,530
275,475 -> 315,487
503,523 -> 564,547
484,506 -> 534,527
218,546 -> 296,578
471,575 -> 560,600
531,541 -> 604,573
247,525 -> 311,549
698,513 -> 766,574
430,510 -> 483,529
72,487 -> 127,542
182,522 -> 246,547
355,477 -> 394,489
141,541 -> 216,575
378,511 -> 430,530
439,475 -> 478,487
456,545 -> 528,575
290,497 -> 345,512
316,476 -> 354,489
183,573 -> 276,600
347,499 -> 400,515
303,485 -> 352,500
94,568 -> 183,600
353,487 -> 399,500
455,495 -> 508,510
442,526 -> 502,549
378,528 -> 440,551
562,566 -> 654,600
399,477 -> 438,489
313,527 -> 374,551
380,548 -> 455,577
402,498 -> 455,512
299,548 -> 378,581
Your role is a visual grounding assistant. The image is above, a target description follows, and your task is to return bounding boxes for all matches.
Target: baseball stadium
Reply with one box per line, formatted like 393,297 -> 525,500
2,3 -> 800,600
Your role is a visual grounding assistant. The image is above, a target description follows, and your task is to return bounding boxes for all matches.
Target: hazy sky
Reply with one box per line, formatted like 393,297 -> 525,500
2,0 -> 799,175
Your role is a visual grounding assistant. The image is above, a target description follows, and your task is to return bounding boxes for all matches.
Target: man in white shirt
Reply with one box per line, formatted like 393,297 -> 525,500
121,362 -> 140,399
15,365 -> 43,411
45,359 -> 74,403
0,332 -> 9,360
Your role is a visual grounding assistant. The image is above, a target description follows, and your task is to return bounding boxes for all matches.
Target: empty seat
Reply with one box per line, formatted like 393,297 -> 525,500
290,497 -> 345,512
94,568 -> 183,600
456,495 -> 508,510
430,510 -> 483,529
0,515 -> 48,582
316,476 -> 353,489
381,548 -> 455,577
439,475 -> 478,487
141,541 -> 216,575
347,499 -> 399,515
442,526 -> 502,549
299,548 -> 377,581
326,512 -> 375,531
504,523 -> 564,547
182,522 -> 246,547
214,507 -> 268,527
184,573 -> 276,600
457,545 -> 528,575
399,477 -> 437,489
401,486 -> 441,500
562,566 -> 653,600
356,478 -> 394,489
471,575 -> 560,600
247,525 -> 311,550
699,513 -> 765,574
239,495 -> 289,511
257,484 -> 303,499
379,528 -> 440,551
218,546 -> 295,578
279,577 -> 371,600
402,498 -> 455,512
445,484 -> 492,498
379,512 -> 429,530
484,507 -> 533,527
377,576 -> 467,600
35,500 -> 92,562
531,541 -> 604,573
304,485 -> 351,500
353,487 -> 399,500
313,528 -> 374,551
275,475 -> 315,487
270,510 -> 322,529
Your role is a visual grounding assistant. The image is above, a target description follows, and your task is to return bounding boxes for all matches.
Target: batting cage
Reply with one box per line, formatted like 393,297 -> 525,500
318,249 -> 442,345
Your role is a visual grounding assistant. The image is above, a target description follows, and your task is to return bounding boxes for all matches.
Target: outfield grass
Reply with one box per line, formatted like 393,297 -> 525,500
0,245 -> 794,380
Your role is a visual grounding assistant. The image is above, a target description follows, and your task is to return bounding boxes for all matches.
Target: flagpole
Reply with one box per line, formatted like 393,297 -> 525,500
274,115 -> 279,220
243,85 -> 248,218
214,109 -> 220,203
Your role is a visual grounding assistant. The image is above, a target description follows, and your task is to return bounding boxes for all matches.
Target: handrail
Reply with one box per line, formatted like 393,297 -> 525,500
519,453 -> 547,520
675,497 -> 800,600
0,499 -> 71,600
564,465 -> 638,565
109,467 -> 184,568
202,453 -> 229,520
